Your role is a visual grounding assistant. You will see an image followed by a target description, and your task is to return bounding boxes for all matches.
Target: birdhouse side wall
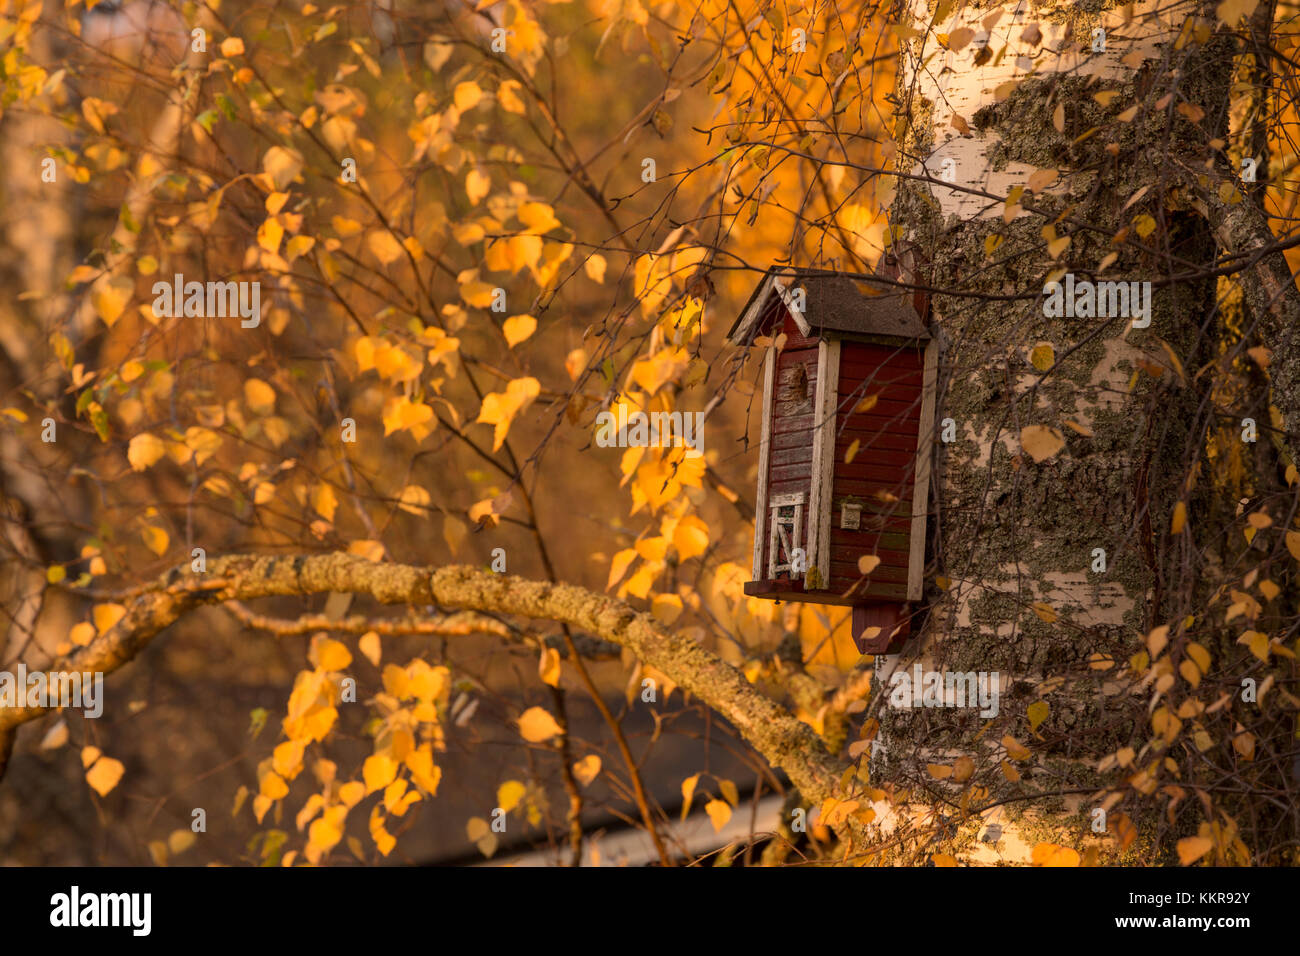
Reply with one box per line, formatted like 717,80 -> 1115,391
825,342 -> 926,600
750,304 -> 822,584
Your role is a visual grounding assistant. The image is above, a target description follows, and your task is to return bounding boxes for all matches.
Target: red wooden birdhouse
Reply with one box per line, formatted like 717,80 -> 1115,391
727,259 -> 937,654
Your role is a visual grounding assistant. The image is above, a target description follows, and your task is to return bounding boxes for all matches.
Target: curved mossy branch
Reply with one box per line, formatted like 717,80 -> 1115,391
0,553 -> 851,813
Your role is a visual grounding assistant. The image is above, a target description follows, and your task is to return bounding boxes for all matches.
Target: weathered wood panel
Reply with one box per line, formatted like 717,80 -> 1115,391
827,341 -> 927,597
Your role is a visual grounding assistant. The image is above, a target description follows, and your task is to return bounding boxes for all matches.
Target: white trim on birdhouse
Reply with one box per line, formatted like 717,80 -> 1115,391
804,336 -> 840,590
907,337 -> 940,602
732,273 -> 812,344
752,345 -> 777,580
772,278 -> 811,337
767,492 -> 807,579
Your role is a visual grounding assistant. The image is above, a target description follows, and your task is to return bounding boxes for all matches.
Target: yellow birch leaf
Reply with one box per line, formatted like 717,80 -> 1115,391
127,433 -> 166,471
466,817 -> 498,858
672,515 -> 709,561
296,794 -> 324,832
1002,735 -> 1031,760
1027,700 -> 1049,730
454,81 -> 483,111
1031,843 -> 1081,866
1239,630 -> 1269,661
405,749 -> 442,794
704,798 -> 731,832
257,217 -> 284,254
93,603 -> 127,634
367,230 -> 404,267
1029,169 -> 1060,192
244,379 -> 276,415
312,483 -> 338,522
168,829 -> 196,854
348,540 -> 385,562
141,525 -> 168,557
466,169 -> 490,205
259,770 -> 289,800
475,377 -> 540,451
92,277 -> 133,327
85,756 -> 125,796
1020,425 -> 1065,462
503,314 -> 536,348
286,235 -> 315,262
382,395 -> 435,437
572,755 -> 601,787
363,754 -> 398,794
517,706 -> 563,742
307,807 -> 346,858
262,146 -> 303,190
467,493 -> 511,529
1171,501 -> 1187,534
251,794 -> 273,824
1177,835 -> 1213,865
273,740 -> 305,779
538,646 -> 561,687
497,80 -> 526,114
359,631 -> 381,667
397,484 -> 431,516
1233,731 -> 1255,760
680,773 -> 700,821
497,779 -> 526,813
311,637 -> 352,671
1285,530 -> 1300,560
40,720 -> 68,750
518,202 -> 561,235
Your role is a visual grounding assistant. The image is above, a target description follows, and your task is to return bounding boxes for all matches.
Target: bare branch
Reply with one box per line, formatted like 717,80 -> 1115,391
1185,159 -> 1300,464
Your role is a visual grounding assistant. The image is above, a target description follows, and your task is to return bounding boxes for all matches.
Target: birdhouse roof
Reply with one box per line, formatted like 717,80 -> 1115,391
727,266 -> 928,346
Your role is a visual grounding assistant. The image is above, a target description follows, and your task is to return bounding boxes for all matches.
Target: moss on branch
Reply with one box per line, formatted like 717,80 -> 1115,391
0,552 -> 850,811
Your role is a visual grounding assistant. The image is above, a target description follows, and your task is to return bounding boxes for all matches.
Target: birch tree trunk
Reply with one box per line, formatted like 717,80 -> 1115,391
874,0 -> 1238,862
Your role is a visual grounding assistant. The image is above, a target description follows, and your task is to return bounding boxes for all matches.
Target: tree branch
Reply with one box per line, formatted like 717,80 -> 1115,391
0,553 -> 849,810
1183,159 -> 1300,464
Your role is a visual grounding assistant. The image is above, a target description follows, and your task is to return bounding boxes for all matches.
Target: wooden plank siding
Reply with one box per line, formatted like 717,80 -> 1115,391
825,340 -> 927,600
753,304 -> 819,582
